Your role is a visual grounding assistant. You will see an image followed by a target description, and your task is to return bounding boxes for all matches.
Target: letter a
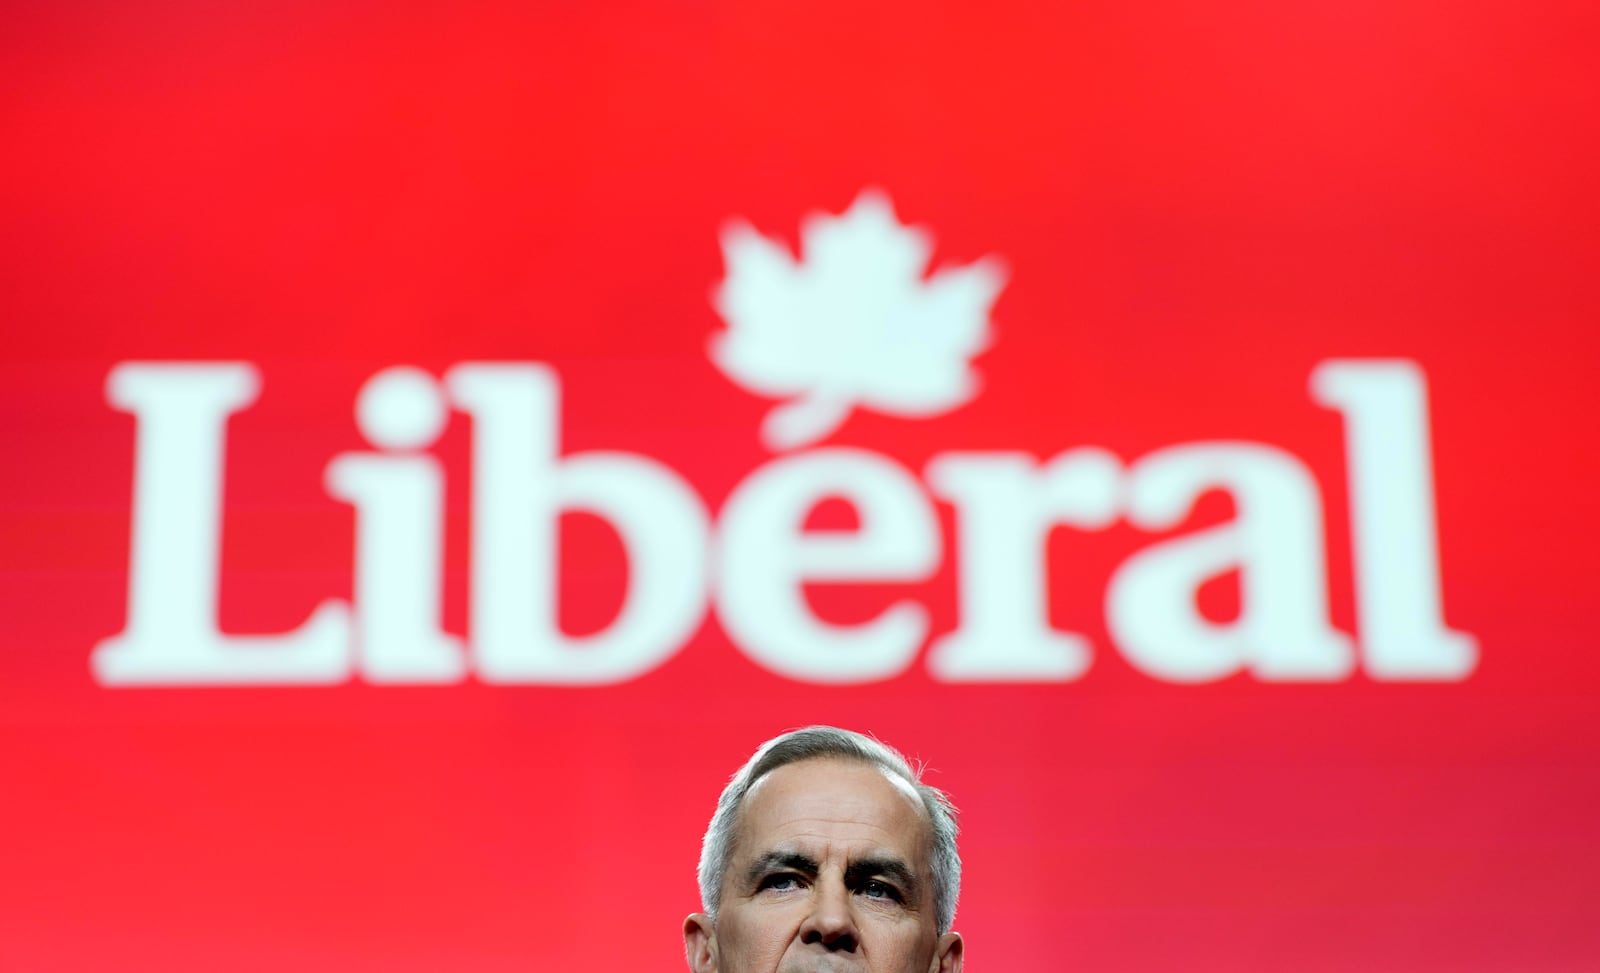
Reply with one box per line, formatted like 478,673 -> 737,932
1106,443 -> 1354,682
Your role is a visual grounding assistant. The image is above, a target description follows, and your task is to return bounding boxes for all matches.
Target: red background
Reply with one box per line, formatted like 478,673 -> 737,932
3,1 -> 1599,969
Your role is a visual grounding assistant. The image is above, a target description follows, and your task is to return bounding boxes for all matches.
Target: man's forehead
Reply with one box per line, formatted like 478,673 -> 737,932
732,757 -> 931,858
747,756 -> 925,807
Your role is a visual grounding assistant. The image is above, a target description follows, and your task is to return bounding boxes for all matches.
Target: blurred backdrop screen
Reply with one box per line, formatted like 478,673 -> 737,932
3,2 -> 1597,970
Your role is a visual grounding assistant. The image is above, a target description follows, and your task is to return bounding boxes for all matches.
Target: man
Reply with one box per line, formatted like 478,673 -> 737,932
684,726 -> 965,973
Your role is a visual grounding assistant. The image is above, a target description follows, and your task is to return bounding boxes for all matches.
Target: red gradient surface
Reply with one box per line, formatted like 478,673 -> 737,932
3,2 -> 1599,970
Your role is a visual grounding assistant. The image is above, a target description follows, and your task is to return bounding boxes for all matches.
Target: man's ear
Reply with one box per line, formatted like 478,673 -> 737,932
932,930 -> 964,973
683,912 -> 718,973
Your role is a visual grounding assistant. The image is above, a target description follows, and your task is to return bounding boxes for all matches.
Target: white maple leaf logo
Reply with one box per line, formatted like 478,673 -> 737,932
710,189 -> 1008,451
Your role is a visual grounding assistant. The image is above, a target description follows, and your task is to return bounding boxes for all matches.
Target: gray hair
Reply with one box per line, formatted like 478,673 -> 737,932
696,726 -> 961,934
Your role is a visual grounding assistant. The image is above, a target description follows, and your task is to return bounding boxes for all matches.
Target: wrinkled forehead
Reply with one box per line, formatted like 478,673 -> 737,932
733,756 -> 932,856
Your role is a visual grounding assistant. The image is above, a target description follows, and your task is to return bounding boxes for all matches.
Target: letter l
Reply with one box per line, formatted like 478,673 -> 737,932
93,363 -> 350,685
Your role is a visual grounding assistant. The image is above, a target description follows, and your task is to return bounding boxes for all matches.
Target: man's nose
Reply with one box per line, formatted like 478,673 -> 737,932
799,879 -> 858,953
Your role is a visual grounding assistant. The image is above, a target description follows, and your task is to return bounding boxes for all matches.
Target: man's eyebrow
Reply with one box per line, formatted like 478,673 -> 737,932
745,851 -> 818,885
845,856 -> 918,893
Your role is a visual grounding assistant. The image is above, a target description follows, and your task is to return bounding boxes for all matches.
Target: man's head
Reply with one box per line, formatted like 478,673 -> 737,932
684,726 -> 964,973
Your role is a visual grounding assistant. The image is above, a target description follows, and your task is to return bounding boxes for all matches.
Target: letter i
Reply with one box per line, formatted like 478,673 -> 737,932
326,367 -> 466,683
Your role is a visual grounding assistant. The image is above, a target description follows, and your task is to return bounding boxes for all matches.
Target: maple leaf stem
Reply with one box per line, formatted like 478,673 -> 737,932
762,392 -> 852,451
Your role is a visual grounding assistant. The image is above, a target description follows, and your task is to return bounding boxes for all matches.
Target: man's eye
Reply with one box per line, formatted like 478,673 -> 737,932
758,874 -> 802,892
859,880 -> 903,902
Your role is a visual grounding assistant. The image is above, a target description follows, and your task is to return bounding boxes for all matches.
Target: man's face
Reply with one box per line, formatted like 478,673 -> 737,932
684,758 -> 963,973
